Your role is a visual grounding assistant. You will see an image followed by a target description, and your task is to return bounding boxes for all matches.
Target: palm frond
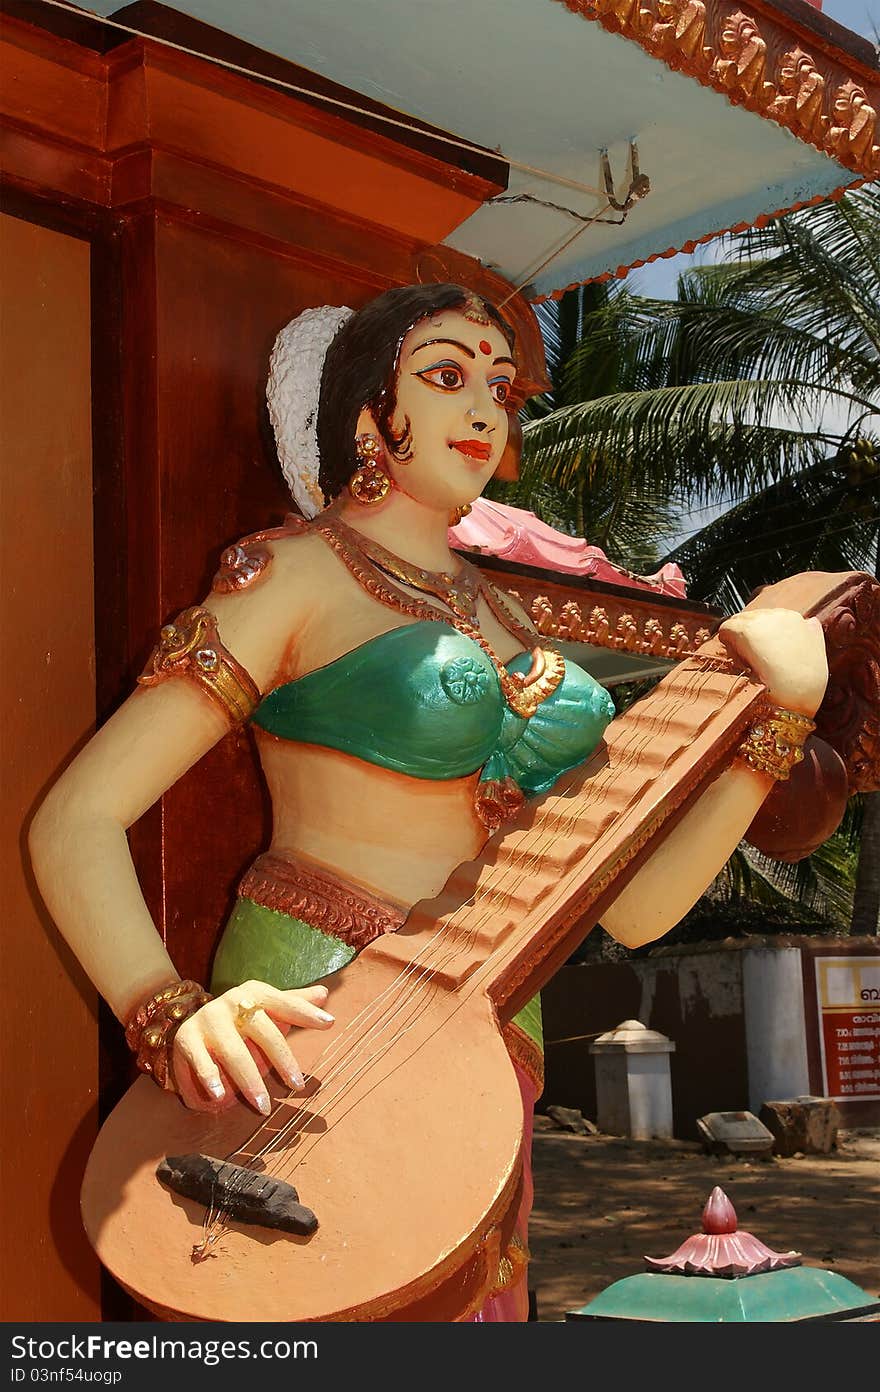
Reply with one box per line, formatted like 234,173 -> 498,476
521,377 -> 835,504
662,448 -> 880,609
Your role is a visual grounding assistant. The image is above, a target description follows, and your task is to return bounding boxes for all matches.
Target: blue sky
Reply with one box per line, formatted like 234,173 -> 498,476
821,0 -> 878,39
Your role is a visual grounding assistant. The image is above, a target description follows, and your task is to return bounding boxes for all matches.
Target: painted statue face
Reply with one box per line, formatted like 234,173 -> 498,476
362,309 -> 516,511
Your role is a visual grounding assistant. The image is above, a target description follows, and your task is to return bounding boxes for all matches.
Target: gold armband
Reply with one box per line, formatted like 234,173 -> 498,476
124,979 -> 212,1091
737,706 -> 815,781
138,606 -> 260,723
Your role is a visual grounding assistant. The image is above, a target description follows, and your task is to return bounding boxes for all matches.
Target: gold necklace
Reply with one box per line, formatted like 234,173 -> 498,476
329,516 -> 484,619
318,518 -> 564,719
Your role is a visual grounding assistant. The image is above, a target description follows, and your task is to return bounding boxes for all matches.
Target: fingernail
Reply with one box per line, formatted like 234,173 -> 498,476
254,1091 -> 271,1115
206,1078 -> 225,1099
316,1009 -> 335,1023
288,1070 -> 306,1091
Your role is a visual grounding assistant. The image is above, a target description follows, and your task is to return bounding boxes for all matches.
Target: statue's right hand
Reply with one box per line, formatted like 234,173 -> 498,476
171,980 -> 335,1114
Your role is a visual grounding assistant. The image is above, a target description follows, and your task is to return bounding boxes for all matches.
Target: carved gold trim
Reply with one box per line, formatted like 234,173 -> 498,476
556,1 -> 879,180
737,705 -> 815,780
138,606 -> 260,723
489,1232 -> 530,1297
239,851 -> 407,949
124,979 -> 212,1092
502,1019 -> 545,1096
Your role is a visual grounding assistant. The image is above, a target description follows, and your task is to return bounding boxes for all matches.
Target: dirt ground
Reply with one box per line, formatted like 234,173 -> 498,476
528,1124 -> 880,1321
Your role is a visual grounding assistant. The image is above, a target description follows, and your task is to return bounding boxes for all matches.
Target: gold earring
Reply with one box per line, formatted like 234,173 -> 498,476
348,434 -> 392,506
449,503 -> 472,526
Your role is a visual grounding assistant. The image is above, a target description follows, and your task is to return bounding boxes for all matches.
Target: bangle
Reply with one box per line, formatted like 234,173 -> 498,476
737,706 -> 815,782
124,979 -> 212,1091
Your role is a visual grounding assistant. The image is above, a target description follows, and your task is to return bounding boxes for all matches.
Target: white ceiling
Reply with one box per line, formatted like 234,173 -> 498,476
86,0 -> 861,296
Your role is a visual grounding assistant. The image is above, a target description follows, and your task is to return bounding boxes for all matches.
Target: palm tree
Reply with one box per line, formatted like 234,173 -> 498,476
495,282 -> 688,572
489,184 -> 880,932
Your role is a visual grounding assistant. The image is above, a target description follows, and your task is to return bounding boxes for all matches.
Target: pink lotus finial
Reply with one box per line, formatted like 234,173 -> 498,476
645,1189 -> 801,1277
702,1187 -> 738,1235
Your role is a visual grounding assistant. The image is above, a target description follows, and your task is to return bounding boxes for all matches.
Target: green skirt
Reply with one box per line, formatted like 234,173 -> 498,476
212,894 -> 542,1052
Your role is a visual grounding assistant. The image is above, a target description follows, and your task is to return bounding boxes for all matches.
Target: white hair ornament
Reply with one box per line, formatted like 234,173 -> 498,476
266,304 -> 354,519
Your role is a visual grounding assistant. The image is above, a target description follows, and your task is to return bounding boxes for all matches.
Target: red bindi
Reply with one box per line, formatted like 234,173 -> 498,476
479,340 -> 492,355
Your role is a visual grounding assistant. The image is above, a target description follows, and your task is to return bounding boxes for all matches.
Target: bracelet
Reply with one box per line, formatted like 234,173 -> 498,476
124,979 -> 212,1092
737,705 -> 815,781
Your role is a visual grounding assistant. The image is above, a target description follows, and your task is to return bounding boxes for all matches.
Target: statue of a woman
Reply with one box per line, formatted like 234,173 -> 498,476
29,283 -> 828,1321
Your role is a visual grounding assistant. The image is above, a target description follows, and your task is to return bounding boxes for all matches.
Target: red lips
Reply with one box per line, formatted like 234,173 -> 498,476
451,440 -> 492,461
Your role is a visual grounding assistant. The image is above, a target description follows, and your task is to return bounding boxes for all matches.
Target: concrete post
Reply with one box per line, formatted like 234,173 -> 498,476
590,1019 -> 675,1139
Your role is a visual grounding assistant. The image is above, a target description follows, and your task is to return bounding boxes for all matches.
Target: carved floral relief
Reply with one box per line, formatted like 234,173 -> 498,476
558,0 -> 880,177
501,584 -> 716,661
773,48 -> 828,142
712,10 -> 774,107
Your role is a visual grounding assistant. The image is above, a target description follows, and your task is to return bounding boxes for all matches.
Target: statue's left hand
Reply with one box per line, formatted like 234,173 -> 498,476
171,981 -> 335,1115
719,608 -> 828,717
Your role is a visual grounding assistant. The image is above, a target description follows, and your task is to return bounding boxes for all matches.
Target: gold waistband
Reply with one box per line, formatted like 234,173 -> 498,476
239,851 -> 407,950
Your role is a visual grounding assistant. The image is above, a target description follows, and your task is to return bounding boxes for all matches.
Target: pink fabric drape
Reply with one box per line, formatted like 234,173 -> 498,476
469,1063 -> 538,1323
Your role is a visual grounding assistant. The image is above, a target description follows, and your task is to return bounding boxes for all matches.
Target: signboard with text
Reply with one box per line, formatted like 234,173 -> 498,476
815,957 -> 880,1102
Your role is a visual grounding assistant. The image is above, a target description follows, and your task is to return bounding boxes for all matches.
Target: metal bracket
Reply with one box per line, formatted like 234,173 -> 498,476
601,141 -> 651,213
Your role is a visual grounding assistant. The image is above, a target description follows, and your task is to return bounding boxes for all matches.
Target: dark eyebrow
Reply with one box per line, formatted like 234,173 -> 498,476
410,338 -> 476,359
492,356 -> 516,369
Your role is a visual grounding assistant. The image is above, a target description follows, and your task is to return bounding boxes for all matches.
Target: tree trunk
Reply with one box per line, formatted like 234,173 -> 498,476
851,791 -> 880,934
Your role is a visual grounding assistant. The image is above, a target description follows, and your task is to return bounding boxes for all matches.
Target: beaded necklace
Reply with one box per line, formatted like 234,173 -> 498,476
327,515 -> 484,619
318,518 -> 564,719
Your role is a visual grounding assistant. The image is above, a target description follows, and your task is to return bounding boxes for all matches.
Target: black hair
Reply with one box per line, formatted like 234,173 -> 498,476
316,283 -> 516,504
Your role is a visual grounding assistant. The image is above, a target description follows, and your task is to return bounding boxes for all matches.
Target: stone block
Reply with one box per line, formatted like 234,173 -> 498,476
546,1105 -> 598,1135
759,1097 -> 840,1157
696,1111 -> 775,1156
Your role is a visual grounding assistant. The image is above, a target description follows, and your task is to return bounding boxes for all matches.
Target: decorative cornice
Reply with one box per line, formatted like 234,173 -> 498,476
557,1 -> 879,180
501,583 -> 715,662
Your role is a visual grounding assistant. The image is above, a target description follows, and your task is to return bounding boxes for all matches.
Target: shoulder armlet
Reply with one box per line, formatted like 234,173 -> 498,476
211,514 -> 310,594
138,606 -> 260,724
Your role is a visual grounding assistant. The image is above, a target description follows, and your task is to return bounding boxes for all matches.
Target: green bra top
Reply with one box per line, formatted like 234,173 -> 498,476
251,622 -> 615,798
